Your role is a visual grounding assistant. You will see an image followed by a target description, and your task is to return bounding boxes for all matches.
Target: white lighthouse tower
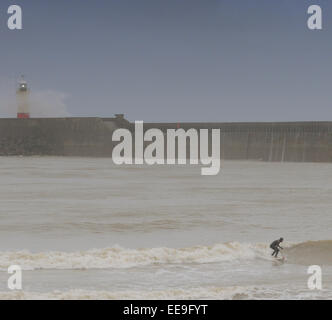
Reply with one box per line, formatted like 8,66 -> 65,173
17,76 -> 30,119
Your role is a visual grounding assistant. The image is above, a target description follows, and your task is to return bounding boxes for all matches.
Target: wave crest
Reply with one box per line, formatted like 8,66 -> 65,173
0,242 -> 268,271
1,240 -> 330,271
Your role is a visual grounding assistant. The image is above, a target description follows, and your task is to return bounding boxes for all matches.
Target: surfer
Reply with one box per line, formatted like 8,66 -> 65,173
270,238 -> 284,258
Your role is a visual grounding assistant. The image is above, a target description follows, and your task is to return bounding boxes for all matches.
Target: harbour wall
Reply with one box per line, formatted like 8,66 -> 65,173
142,121 -> 332,162
0,117 -> 331,162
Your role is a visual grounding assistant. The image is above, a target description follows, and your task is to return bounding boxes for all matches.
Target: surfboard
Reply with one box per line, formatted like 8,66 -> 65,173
275,256 -> 286,262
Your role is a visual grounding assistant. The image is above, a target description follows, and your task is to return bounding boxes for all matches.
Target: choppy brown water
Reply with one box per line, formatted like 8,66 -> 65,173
0,157 -> 331,299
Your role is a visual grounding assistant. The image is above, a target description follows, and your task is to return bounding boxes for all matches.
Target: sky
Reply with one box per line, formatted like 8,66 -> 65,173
0,0 -> 332,122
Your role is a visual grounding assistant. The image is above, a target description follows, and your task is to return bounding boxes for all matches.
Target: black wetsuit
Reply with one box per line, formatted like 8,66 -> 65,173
270,240 -> 283,257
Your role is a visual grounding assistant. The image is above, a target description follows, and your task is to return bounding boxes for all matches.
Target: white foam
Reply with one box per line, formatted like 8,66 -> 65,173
0,286 -> 251,300
1,285 -> 329,300
0,242 -> 270,271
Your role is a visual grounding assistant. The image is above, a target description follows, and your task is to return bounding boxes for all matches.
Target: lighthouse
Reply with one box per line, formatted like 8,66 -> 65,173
17,76 -> 30,119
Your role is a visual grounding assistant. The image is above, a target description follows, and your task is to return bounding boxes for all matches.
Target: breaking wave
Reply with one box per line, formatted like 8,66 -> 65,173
0,286 -> 330,300
0,240 -> 330,271
0,242 -> 269,271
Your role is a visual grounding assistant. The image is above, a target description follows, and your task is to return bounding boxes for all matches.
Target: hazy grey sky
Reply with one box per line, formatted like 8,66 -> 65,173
1,0 -> 332,122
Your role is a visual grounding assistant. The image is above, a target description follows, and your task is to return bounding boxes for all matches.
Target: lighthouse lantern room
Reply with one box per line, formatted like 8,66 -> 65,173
17,76 -> 30,119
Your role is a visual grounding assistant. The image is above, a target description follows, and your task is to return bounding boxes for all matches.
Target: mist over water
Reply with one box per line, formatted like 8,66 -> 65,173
0,77 -> 70,118
0,158 -> 331,299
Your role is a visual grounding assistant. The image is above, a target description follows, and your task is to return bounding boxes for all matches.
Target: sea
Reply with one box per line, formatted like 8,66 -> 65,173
0,157 -> 331,299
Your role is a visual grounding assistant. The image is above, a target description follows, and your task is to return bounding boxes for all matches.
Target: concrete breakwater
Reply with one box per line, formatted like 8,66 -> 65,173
0,116 -> 331,162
